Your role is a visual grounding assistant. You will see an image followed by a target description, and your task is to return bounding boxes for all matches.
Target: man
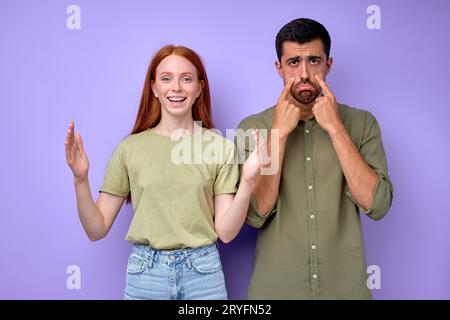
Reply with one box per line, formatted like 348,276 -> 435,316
236,18 -> 393,299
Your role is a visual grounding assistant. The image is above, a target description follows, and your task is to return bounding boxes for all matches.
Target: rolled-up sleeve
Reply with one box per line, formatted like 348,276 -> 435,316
246,193 -> 276,228
346,111 -> 393,221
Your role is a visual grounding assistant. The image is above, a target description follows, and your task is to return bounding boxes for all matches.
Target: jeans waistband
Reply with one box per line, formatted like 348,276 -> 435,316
132,242 -> 219,264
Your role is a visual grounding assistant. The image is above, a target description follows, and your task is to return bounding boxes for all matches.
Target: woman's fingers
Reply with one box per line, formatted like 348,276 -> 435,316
70,139 -> 77,163
65,121 -> 75,148
256,130 -> 271,168
64,122 -> 73,160
249,128 -> 264,169
64,120 -> 78,163
76,133 -> 84,153
66,120 -> 75,144
75,133 -> 82,153
254,129 -> 261,163
64,139 -> 71,161
248,129 -> 257,164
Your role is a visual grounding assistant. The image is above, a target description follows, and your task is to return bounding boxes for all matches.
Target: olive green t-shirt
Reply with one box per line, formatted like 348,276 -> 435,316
99,127 -> 239,249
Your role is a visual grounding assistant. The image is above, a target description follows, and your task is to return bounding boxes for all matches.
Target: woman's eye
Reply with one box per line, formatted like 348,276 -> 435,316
161,77 -> 171,82
182,77 -> 192,83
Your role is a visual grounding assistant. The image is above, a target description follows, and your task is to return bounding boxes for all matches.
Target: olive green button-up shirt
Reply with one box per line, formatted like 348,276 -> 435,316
236,104 -> 393,300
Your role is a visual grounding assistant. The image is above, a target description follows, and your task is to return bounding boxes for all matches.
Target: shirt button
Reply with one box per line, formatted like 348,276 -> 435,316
312,274 -> 318,279
311,245 -> 316,250
306,157 -> 311,161
310,214 -> 315,219
308,185 -> 313,190
305,129 -> 310,134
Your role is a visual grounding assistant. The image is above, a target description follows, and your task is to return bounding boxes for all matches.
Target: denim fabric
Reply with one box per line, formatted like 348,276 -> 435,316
124,242 -> 227,300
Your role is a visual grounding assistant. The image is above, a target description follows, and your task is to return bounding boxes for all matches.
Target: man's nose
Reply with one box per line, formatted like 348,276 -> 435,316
300,60 -> 310,81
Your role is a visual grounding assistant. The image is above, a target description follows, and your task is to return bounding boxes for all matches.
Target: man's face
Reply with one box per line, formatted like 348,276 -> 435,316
276,39 -> 332,106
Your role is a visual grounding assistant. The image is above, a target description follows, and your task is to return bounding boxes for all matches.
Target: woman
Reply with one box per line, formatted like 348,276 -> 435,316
64,45 -> 264,300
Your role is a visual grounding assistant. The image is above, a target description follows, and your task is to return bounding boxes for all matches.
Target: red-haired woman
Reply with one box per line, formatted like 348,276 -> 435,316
64,45 -> 264,300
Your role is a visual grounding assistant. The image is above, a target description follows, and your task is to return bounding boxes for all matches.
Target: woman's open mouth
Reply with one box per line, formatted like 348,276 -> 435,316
167,96 -> 187,103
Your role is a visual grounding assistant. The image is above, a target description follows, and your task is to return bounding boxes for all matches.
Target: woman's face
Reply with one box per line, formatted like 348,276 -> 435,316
152,54 -> 203,118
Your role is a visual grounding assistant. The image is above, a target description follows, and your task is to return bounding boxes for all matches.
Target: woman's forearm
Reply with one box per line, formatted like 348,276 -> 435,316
74,176 -> 106,241
215,179 -> 253,243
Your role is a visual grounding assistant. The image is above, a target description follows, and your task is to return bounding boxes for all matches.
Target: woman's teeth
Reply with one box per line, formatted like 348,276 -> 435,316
167,97 -> 187,102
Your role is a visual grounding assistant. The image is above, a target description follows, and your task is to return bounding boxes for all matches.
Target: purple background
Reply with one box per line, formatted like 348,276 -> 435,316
1,0 -> 449,299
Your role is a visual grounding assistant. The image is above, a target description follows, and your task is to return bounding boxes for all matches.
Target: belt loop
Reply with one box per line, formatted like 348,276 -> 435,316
186,256 -> 192,269
147,246 -> 155,268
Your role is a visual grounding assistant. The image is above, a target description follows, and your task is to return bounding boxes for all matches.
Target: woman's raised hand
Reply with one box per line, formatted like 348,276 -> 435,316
242,129 -> 270,186
64,120 -> 89,183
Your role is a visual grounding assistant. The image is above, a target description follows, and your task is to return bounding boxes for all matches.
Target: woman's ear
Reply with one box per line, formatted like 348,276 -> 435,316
151,81 -> 158,98
197,80 -> 204,98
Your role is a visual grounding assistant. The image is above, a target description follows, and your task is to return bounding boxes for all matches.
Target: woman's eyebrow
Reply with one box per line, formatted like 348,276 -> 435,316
159,71 -> 194,76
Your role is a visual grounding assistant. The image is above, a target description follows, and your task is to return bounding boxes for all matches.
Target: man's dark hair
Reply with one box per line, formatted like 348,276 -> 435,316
275,18 -> 331,61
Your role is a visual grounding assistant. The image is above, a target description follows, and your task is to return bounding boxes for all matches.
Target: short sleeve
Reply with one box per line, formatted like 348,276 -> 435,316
99,143 -> 130,198
213,139 -> 239,195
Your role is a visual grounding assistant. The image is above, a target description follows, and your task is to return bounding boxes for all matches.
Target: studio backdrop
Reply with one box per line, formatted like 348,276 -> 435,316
1,0 -> 449,299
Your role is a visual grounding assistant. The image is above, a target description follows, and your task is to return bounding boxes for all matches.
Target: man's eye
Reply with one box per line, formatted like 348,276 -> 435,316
310,59 -> 320,65
289,60 -> 299,66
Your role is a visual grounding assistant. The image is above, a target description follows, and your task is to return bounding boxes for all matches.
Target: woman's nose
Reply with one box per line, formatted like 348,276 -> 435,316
172,80 -> 181,91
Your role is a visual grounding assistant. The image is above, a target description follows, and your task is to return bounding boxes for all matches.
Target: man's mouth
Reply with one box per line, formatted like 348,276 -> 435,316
291,82 -> 319,104
299,84 -> 315,91
295,81 -> 317,93
167,96 -> 187,103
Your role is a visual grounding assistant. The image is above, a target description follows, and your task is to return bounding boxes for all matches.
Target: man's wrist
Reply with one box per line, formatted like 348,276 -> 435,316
270,126 -> 289,142
327,121 -> 346,136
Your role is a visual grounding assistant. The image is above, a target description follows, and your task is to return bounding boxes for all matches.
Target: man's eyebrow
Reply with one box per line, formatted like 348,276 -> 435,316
286,55 -> 322,63
286,56 -> 301,63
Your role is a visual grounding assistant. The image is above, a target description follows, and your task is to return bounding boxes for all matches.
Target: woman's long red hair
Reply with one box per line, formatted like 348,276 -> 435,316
131,45 -> 213,134
126,45 -> 213,204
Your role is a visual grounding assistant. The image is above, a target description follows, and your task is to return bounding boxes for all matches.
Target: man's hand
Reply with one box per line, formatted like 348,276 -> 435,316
272,78 -> 302,139
312,74 -> 343,134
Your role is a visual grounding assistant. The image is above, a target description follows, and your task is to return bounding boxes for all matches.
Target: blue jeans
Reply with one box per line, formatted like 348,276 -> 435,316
124,242 -> 228,300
